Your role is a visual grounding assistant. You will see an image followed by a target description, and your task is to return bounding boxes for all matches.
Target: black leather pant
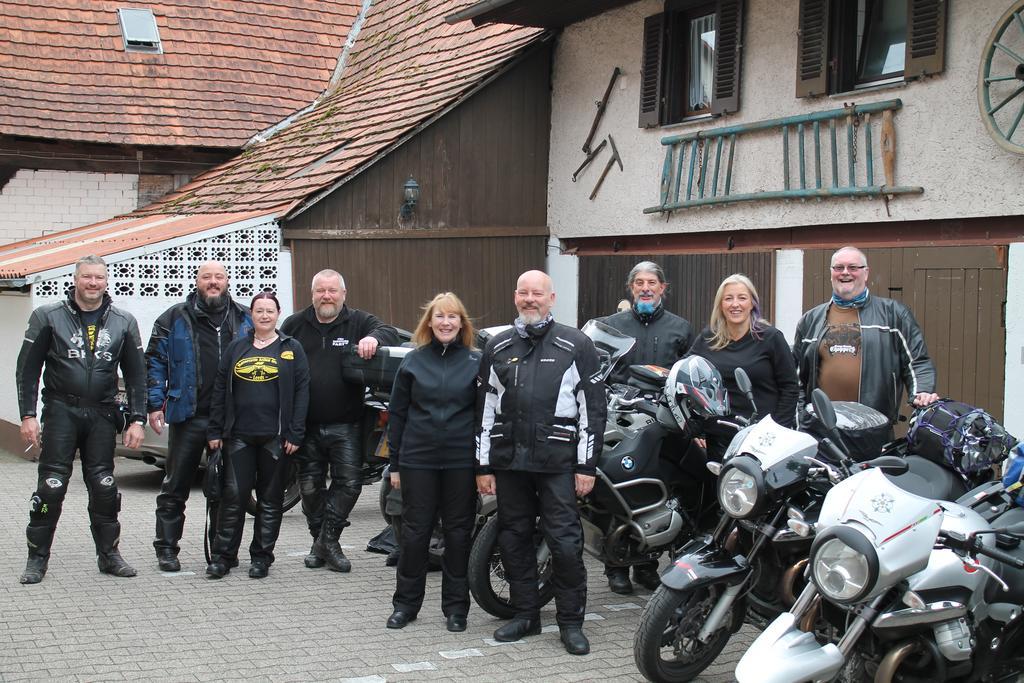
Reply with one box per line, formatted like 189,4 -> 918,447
210,436 -> 286,565
296,422 -> 362,538
393,467 -> 476,617
27,400 -> 121,558
153,416 -> 209,553
495,470 -> 587,627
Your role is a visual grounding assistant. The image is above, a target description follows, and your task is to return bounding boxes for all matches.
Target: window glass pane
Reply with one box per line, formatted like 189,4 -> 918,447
688,13 -> 715,112
857,0 -> 905,82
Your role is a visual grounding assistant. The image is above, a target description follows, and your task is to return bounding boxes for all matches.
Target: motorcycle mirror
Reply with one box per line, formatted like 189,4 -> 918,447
811,388 -> 838,432
734,367 -> 758,419
864,455 -> 909,475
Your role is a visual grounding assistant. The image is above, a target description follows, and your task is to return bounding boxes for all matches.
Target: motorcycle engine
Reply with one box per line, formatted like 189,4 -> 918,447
933,617 -> 973,661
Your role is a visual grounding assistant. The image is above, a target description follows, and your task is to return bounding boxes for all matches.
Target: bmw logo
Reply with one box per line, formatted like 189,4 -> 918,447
620,456 -> 635,471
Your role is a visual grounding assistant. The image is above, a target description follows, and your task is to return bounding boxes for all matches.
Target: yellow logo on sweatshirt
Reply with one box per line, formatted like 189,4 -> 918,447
234,356 -> 279,382
281,350 -> 294,360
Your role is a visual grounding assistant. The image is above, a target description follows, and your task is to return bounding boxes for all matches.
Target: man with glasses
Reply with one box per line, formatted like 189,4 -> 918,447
793,246 -> 939,430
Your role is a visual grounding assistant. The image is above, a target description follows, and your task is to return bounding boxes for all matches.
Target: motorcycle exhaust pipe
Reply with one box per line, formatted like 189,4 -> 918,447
799,594 -> 821,633
874,641 -> 918,683
780,559 -> 808,608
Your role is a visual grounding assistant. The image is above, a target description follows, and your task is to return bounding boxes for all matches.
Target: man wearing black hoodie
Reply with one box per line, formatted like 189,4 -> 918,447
281,269 -> 398,572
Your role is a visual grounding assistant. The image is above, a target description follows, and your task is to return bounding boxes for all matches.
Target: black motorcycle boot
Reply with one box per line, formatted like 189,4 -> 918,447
633,564 -> 661,591
304,540 -> 326,569
20,524 -> 54,584
312,523 -> 351,572
156,548 -> 180,572
92,523 -> 137,578
606,566 -> 633,594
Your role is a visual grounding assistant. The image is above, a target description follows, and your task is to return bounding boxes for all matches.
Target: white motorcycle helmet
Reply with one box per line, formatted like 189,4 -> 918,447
664,356 -> 730,432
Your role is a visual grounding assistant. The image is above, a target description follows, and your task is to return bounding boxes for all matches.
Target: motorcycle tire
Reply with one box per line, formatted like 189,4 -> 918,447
467,515 -> 554,619
634,583 -> 742,683
245,460 -> 300,516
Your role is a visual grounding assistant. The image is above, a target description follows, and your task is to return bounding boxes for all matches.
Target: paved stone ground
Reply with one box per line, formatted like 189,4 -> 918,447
0,450 -> 755,682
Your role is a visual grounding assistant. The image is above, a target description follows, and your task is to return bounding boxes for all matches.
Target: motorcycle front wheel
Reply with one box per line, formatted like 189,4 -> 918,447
634,583 -> 740,682
467,515 -> 554,618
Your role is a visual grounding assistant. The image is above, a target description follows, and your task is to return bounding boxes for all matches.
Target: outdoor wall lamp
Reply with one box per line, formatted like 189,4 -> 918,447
400,176 -> 420,219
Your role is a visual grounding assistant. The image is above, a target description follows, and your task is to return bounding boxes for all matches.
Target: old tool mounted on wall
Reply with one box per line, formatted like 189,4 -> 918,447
589,134 -> 623,200
571,67 -> 621,182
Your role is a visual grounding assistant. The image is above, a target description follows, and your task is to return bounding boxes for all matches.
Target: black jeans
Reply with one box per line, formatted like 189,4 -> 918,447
153,416 -> 210,553
27,400 -> 120,557
296,422 -> 362,537
495,470 -> 587,627
393,467 -> 476,617
210,435 -> 287,565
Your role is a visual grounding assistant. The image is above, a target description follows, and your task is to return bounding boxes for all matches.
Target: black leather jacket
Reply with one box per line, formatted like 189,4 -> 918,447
476,322 -> 606,475
793,295 -> 936,424
601,306 -> 693,384
16,291 -> 146,421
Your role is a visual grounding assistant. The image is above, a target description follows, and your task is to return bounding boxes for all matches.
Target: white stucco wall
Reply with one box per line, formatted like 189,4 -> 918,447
774,249 -> 804,343
0,170 -> 138,245
1004,243 -> 1024,437
547,0 -> 1024,240
0,292 -> 37,425
548,237 -> 580,326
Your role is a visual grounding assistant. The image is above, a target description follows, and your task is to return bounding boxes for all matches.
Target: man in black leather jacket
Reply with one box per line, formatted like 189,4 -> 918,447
476,270 -> 606,656
16,255 -> 147,584
600,260 -> 692,594
281,269 -> 398,572
793,246 -> 939,428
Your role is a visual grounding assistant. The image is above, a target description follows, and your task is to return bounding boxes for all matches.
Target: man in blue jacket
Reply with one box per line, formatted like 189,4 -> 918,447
146,261 -> 253,572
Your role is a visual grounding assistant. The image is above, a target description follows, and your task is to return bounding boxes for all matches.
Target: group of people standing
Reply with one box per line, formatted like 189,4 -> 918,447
15,245 -> 939,657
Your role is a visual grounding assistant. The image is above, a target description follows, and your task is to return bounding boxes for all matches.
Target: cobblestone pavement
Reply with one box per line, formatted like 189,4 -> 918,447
0,450 -> 755,681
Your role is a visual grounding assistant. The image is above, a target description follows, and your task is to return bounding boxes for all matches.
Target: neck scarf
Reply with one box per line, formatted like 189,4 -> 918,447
832,288 -> 869,309
633,300 -> 662,323
513,313 -> 554,339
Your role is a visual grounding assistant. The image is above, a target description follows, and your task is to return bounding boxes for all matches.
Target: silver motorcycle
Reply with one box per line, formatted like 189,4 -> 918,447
736,395 -> 1024,683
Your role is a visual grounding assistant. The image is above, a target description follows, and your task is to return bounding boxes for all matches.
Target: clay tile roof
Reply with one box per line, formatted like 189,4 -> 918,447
142,0 -> 545,215
0,0 -> 362,148
0,209 -> 280,281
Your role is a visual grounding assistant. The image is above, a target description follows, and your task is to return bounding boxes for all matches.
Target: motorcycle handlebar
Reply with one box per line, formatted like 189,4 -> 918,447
944,531 -> 1024,570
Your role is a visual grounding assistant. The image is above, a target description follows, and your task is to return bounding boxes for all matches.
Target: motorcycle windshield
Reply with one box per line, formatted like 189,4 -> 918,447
581,318 -> 635,382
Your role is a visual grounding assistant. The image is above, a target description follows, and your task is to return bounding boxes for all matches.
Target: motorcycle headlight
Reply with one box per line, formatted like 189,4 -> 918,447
810,528 -> 879,604
717,457 -> 764,519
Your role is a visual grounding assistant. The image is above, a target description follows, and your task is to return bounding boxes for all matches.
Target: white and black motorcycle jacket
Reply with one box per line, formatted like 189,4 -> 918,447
16,291 -> 147,422
476,322 -> 606,475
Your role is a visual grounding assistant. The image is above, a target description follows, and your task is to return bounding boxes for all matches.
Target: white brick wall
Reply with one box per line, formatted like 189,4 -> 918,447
0,169 -> 139,244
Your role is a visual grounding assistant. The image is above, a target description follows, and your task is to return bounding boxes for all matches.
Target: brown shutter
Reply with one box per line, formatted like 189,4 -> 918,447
638,13 -> 665,128
711,0 -> 743,115
795,0 -> 829,98
904,0 -> 947,78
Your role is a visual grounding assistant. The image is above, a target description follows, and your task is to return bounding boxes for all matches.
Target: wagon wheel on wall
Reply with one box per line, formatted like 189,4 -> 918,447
979,0 -> 1024,154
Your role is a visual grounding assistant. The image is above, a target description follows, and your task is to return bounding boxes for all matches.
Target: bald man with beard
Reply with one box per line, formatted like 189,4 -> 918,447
146,261 -> 254,572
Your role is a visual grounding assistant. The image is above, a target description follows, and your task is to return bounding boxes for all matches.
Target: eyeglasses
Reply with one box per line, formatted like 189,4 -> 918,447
831,264 -> 867,273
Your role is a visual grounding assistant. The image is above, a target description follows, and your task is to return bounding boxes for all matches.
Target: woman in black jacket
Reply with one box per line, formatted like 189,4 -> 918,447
688,274 -> 799,458
206,292 -> 309,579
385,292 -> 480,632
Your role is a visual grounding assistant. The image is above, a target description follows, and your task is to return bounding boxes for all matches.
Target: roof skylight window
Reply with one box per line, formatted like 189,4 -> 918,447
118,8 -> 162,53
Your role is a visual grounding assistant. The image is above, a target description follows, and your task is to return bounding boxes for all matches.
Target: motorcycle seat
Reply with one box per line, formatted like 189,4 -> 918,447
627,364 -> 669,392
885,455 -> 968,502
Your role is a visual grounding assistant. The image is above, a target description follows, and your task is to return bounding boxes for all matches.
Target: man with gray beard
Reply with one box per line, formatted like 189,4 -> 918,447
281,269 -> 398,572
146,261 -> 254,572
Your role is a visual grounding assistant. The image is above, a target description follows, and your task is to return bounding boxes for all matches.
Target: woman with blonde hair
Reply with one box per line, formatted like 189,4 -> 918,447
688,274 -> 798,455
384,292 -> 480,632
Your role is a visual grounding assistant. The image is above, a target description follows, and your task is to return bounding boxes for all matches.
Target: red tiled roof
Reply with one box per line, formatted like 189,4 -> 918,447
143,0 -> 545,214
0,209 -> 281,281
0,0 -> 361,148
